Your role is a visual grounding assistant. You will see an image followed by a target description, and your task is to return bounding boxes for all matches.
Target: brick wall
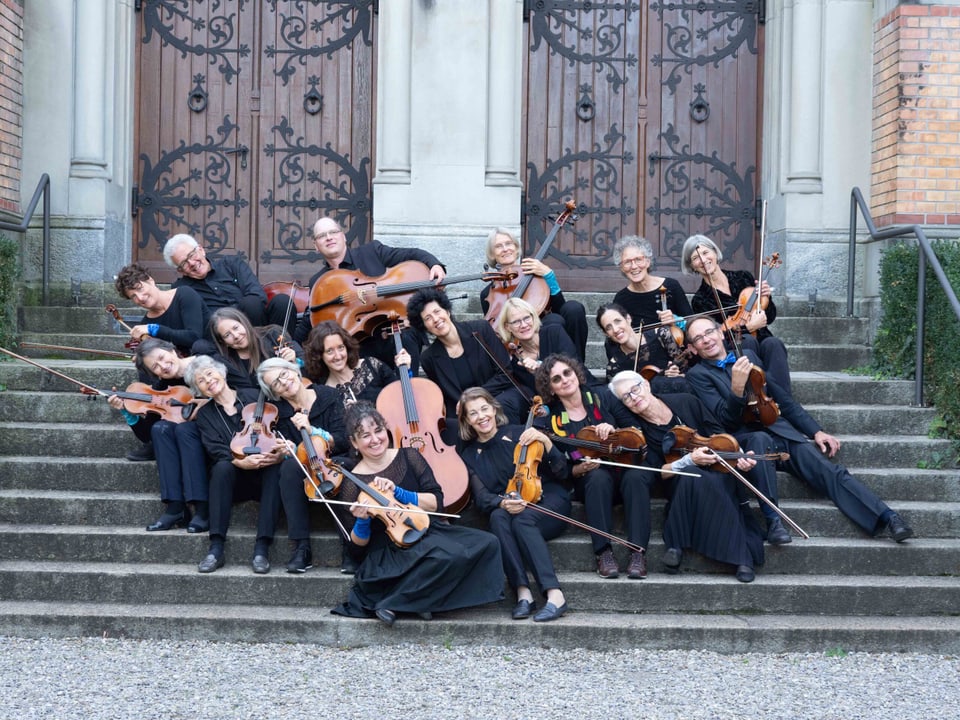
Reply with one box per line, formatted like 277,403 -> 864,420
871,3 -> 960,226
0,0 -> 22,216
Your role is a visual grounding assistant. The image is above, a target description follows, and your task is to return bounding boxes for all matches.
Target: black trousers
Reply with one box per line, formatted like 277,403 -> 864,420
575,466 -> 652,553
150,420 -> 208,504
208,460 -> 282,544
544,301 -> 588,363
487,482 -> 570,595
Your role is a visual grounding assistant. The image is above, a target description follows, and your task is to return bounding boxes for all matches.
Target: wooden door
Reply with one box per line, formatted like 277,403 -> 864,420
522,0 -> 764,293
133,0 -> 376,285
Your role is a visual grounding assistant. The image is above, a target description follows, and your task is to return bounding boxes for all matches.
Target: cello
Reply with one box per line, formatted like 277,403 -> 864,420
375,318 -> 470,513
483,200 -> 577,326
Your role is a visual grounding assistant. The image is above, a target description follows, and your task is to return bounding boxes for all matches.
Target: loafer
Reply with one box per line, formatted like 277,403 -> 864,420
186,515 -> 209,534
886,512 -> 914,543
766,517 -> 792,545
735,565 -> 755,583
146,511 -> 188,532
197,551 -> 224,574
511,599 -> 536,620
662,547 -> 683,573
125,442 -> 155,462
375,608 -> 396,627
251,554 -> 271,574
532,602 -> 568,623
626,551 -> 647,579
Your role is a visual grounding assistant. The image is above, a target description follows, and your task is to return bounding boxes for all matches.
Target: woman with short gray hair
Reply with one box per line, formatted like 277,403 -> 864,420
611,235 -> 692,328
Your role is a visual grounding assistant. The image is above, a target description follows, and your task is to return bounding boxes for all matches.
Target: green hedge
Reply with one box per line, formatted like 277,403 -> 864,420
873,239 -> 960,463
0,233 -> 18,350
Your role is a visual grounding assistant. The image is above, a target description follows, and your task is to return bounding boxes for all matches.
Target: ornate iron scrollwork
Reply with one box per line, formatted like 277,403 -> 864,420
134,115 -> 250,252
526,0 -> 641,94
259,116 -> 372,264
140,0 -> 251,84
646,123 -> 756,264
524,124 -> 635,268
650,0 -> 760,94
264,0 -> 374,86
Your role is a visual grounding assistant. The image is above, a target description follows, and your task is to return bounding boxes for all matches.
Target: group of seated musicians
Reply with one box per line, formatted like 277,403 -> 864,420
105,218 -> 914,627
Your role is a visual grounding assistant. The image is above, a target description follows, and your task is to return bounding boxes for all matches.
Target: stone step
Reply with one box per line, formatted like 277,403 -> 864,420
762,316 -> 870,345
0,360 -> 138,392
1,525 -> 955,577
0,560 -> 956,619
18,306 -> 141,334
1,600 -> 957,653
0,422 -> 143,457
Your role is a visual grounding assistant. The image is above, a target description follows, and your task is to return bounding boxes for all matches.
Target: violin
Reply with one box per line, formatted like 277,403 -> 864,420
263,281 -> 310,315
328,458 -> 429,548
105,304 -> 144,350
506,397 -> 546,504
296,426 -> 343,498
658,286 -> 686,347
483,200 -> 577,326
375,318 -> 470,513
0,347 -> 205,422
722,203 -> 780,337
551,426 -> 647,465
308,263 -> 513,339
665,425 -> 788,473
230,392 -> 281,459
272,282 -> 300,355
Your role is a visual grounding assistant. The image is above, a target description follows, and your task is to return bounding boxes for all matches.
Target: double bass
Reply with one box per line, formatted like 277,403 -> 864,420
484,200 -> 577,326
375,318 -> 470,513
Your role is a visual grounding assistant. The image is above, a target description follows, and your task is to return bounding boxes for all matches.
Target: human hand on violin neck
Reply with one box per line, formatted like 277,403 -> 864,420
729,356 -> 753,396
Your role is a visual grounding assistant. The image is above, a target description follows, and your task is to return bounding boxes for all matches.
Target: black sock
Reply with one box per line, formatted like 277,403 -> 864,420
192,501 -> 209,520
166,501 -> 186,515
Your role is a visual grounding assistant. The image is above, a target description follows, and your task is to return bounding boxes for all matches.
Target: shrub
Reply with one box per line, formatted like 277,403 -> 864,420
0,233 -> 18,350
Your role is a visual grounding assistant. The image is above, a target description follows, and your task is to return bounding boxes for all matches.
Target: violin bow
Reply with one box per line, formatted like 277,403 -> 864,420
277,431 -> 351,541
632,305 -> 740,335
500,492 -> 644,554
584,457 -> 701,478
274,281 -> 299,352
709,452 -> 809,539
696,245 -> 743,356
17,341 -> 133,360
471,331 -> 533,405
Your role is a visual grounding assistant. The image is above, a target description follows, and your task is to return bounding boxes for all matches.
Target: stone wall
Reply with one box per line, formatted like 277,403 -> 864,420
0,0 -> 22,217
872,3 -> 960,226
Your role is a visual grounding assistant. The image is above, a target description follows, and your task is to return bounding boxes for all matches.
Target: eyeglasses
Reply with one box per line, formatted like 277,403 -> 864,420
506,315 -> 534,329
620,383 -> 647,403
549,367 -> 576,383
688,327 -> 720,345
313,228 -> 342,241
619,256 -> 649,269
493,241 -> 515,252
175,246 -> 202,273
269,369 -> 295,391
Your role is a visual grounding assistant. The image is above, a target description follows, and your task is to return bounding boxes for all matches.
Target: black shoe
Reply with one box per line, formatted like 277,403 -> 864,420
735,565 -> 755,583
417,612 -> 433,621
286,544 -> 313,574
186,515 -> 209,534
340,552 -> 359,575
251,554 -> 271,575
886,512 -> 914,543
532,602 -> 568,623
198,547 -> 224,573
126,442 -> 155,462
375,608 -> 396,627
146,511 -> 188,532
511,599 -> 536,620
766,517 -> 792,545
662,547 -> 683,573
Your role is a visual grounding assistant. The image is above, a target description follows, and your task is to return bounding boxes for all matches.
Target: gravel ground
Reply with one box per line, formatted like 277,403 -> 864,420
2,636 -> 957,719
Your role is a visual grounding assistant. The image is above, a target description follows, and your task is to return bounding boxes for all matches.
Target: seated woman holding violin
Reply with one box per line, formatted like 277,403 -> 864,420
185,355 -> 285,575
330,402 -> 503,626
301,320 -> 398,406
596,302 -> 692,394
481,228 -> 588,363
255,357 -> 348,574
608,371 -> 769,582
681,234 -> 793,393
198,307 -> 301,389
457,388 -> 571,622
107,338 -> 209,534
533,354 -> 651,581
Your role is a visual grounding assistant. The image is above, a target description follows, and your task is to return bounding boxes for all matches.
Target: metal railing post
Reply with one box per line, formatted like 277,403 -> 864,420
915,255 -> 926,406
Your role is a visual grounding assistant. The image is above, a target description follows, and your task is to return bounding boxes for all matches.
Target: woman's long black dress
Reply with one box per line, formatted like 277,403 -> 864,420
331,448 -> 504,618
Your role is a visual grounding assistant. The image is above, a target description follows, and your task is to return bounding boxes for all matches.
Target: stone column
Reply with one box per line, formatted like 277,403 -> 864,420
373,0 -> 412,186
783,0 -> 823,193
71,0 -> 109,179
485,0 -> 523,188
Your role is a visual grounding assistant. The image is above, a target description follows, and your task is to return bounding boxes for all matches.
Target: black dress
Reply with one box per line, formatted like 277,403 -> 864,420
603,327 -> 692,395
331,448 -> 504,618
612,277 -> 692,327
630,393 -> 764,569
140,286 -> 210,355
462,425 -> 571,596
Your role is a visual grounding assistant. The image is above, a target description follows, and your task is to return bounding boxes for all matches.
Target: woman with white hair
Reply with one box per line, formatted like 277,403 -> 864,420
611,235 -> 692,327
680,234 -> 792,392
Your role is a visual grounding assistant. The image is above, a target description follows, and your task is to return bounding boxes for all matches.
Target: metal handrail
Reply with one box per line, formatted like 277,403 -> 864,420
0,174 -> 52,305
848,186 -> 960,405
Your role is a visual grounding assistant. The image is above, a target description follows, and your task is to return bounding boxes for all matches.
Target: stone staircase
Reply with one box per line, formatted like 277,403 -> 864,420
0,296 -> 958,653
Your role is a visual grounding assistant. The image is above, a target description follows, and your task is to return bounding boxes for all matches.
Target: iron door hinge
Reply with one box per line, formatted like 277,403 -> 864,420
131,184 -> 139,217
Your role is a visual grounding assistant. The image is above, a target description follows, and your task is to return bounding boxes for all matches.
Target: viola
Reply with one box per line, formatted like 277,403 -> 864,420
308,263 -> 513,339
296,427 -> 343,498
263,281 -> 310,315
551,426 -> 647,465
484,200 -> 577,326
0,347 -> 205,423
506,397 -> 545,504
328,459 -> 429,548
375,318 -> 470,513
665,425 -> 788,473
230,392 -> 281,459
